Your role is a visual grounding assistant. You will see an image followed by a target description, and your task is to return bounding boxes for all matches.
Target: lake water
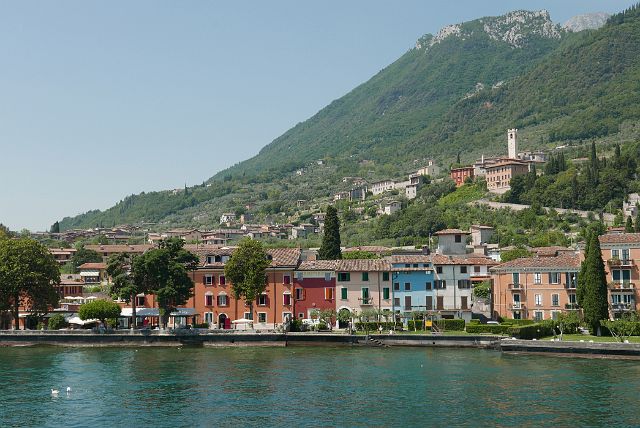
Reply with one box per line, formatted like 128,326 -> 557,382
1,346 -> 639,427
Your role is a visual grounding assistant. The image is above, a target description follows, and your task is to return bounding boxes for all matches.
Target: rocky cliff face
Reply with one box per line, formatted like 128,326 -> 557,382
415,10 -> 562,50
563,12 -> 611,32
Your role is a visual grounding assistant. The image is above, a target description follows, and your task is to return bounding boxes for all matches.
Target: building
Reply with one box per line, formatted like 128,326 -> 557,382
78,262 -> 108,284
415,160 -> 440,178
335,259 -> 392,324
190,248 -> 301,329
381,201 -> 401,216
84,244 -> 152,262
370,180 -> 395,195
49,248 -> 77,265
623,193 -> 640,219
389,255 -> 435,322
435,229 -> 469,256
219,213 -> 237,225
507,128 -> 518,159
430,255 -> 475,321
450,167 -> 474,187
405,184 -> 419,200
485,160 -> 529,194
293,260 -> 337,320
490,252 -> 580,321
599,233 -> 640,318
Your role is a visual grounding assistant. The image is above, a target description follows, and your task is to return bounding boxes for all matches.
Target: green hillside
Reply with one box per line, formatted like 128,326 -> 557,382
58,6 -> 640,231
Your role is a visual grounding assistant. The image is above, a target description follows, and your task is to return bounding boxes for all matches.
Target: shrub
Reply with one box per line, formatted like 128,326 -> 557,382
355,322 -> 395,332
500,319 -> 534,326
194,323 -> 209,329
468,319 -> 480,325
508,321 -> 555,339
407,320 -> 425,330
465,324 -> 510,334
318,322 -> 328,330
441,319 -> 465,331
290,319 -> 304,332
48,314 -> 68,330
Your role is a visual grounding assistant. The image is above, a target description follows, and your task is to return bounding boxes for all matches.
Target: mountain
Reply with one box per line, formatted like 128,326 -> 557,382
58,5 -> 640,231
563,12 -> 611,32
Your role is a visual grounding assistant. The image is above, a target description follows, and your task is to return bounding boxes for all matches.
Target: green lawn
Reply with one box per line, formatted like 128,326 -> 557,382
543,334 -> 640,343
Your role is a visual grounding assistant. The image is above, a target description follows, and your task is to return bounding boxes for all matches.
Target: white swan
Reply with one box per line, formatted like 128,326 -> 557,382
51,388 -> 59,396
66,387 -> 72,393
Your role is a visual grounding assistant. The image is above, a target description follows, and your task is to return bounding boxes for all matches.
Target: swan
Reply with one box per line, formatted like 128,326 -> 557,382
51,389 -> 59,396
66,387 -> 72,393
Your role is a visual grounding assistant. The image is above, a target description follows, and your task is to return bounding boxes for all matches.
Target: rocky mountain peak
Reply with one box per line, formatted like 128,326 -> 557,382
563,12 -> 611,32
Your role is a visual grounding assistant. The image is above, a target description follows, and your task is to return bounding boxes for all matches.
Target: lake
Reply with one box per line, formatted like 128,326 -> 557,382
1,346 -> 639,427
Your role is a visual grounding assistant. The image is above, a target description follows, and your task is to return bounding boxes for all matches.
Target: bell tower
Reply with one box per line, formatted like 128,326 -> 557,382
507,128 -> 518,159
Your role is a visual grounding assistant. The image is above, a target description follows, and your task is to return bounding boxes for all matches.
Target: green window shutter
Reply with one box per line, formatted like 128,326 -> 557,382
362,272 -> 369,281
341,287 -> 348,300
383,287 -> 390,299
383,272 -> 389,281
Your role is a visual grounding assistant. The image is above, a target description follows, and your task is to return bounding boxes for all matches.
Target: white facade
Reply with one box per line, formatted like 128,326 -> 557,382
383,201 -> 401,215
219,213 -> 237,224
508,128 -> 518,159
371,180 -> 395,195
624,193 -> 640,219
432,263 -> 473,321
406,184 -> 418,200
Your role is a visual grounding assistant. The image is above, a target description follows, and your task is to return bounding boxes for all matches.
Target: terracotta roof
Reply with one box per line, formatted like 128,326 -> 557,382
531,246 -> 573,257
434,229 -> 469,235
78,262 -> 107,270
389,255 -> 432,264
85,244 -> 153,253
599,233 -> 640,245
343,246 -> 391,254
462,256 -> 499,266
195,247 -> 300,268
298,260 -> 338,271
336,259 -> 391,272
49,248 -> 77,254
491,254 -> 580,272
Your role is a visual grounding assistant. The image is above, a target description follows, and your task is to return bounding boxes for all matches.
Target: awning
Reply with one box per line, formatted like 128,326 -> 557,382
119,307 -> 197,317
80,271 -> 100,277
67,316 -> 99,325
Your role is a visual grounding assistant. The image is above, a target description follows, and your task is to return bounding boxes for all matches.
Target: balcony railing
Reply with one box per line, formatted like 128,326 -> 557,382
509,302 -> 524,310
508,283 -> 522,290
608,258 -> 635,267
611,302 -> 635,311
608,282 -> 636,290
565,303 -> 580,310
359,297 -> 373,305
564,282 -> 577,290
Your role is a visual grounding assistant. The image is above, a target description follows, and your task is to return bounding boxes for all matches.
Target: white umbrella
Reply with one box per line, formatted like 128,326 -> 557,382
231,318 -> 252,324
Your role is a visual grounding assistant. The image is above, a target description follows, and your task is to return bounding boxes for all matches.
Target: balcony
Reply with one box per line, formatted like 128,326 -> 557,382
508,283 -> 522,290
608,281 -> 636,290
608,258 -> 635,267
509,302 -> 524,310
358,297 -> 373,305
565,303 -> 580,310
564,282 -> 577,290
611,302 -> 635,311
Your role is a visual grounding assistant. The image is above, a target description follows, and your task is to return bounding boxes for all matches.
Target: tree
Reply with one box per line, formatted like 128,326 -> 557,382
0,238 -> 60,329
107,252 -> 147,329
601,312 -> 639,343
318,205 -> 342,260
341,251 -> 380,260
131,238 -> 198,328
636,210 -> 640,233
78,299 -> 121,326
70,245 -> 102,272
224,238 -> 271,325
48,313 -> 68,330
500,247 -> 532,263
50,221 -> 60,234
579,233 -> 609,334
625,216 -> 634,233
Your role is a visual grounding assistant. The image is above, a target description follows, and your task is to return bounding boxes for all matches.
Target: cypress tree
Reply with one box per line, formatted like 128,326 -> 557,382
580,233 -> 609,334
576,230 -> 592,306
318,205 -> 342,260
635,210 -> 640,233
625,216 -> 634,233
50,221 -> 60,234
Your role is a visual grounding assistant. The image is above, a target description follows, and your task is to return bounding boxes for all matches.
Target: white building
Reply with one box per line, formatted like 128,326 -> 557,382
435,229 -> 469,255
219,213 -> 237,225
415,160 -> 440,178
624,193 -> 640,219
370,180 -> 395,195
382,201 -> 401,215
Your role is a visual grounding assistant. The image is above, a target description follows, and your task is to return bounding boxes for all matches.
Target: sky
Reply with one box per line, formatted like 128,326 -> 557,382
0,0 -> 635,231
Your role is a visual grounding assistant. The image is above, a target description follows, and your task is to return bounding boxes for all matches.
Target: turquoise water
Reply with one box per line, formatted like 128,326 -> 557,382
1,346 -> 639,427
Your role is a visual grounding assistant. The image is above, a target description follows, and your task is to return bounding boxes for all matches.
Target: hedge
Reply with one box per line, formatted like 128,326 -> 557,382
355,322 -> 396,331
407,320 -> 425,330
465,324 -> 510,334
507,321 -> 555,339
441,319 -> 465,331
500,319 -> 535,326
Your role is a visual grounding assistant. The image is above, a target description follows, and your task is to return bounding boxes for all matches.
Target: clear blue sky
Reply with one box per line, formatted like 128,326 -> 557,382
0,0 -> 634,231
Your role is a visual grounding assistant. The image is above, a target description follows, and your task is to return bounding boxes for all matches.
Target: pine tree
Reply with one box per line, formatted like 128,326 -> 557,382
318,205 -> 342,260
625,216 -> 634,233
580,233 -> 609,334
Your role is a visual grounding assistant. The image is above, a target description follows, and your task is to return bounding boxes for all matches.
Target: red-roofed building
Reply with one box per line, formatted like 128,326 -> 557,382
598,233 -> 640,318
293,260 -> 337,321
450,166 -> 474,187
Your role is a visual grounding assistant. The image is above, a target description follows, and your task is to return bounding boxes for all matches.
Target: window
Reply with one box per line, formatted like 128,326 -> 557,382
435,280 -> 446,289
204,275 -> 213,285
551,311 -> 560,321
325,287 -> 334,300
535,294 -> 542,306
219,275 -> 226,285
404,283 -> 411,291
612,249 -> 619,259
425,296 -> 433,310
457,280 -> 471,289
455,234 -> 462,243
205,294 -> 213,306
534,311 -> 543,321
361,288 -> 370,301
204,312 -> 213,324
383,272 -> 389,281
394,282 -> 400,291
258,295 -> 267,306
405,264 -> 410,268
533,273 -> 541,284
552,294 -> 559,307
568,294 -> 577,304
296,272 -> 304,281
404,296 -> 412,310
383,287 -> 390,300
243,312 -> 253,320
283,275 -> 291,285
258,313 -> 267,323
217,294 -> 228,306
512,272 -> 520,285
206,256 -> 214,264
298,313 -> 304,318
460,266 -> 467,274
295,288 -> 304,300
282,312 -> 292,322
474,266 -> 480,273
436,266 -> 443,274
425,282 -> 432,290
324,272 -> 331,282
283,293 -> 292,305
394,297 -> 400,307
548,272 -> 560,284
362,272 -> 369,281
338,272 -> 350,281
136,296 -> 145,307
613,270 -> 631,283
341,287 -> 348,300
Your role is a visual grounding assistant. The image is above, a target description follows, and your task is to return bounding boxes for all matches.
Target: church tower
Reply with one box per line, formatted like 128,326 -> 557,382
507,128 -> 518,159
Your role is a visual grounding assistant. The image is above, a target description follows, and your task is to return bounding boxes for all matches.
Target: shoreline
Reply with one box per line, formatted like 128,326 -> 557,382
3,331 -> 640,359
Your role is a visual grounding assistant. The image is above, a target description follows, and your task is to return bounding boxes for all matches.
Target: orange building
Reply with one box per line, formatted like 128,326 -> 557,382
450,167 -> 475,187
485,160 -> 529,194
491,252 -> 580,321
